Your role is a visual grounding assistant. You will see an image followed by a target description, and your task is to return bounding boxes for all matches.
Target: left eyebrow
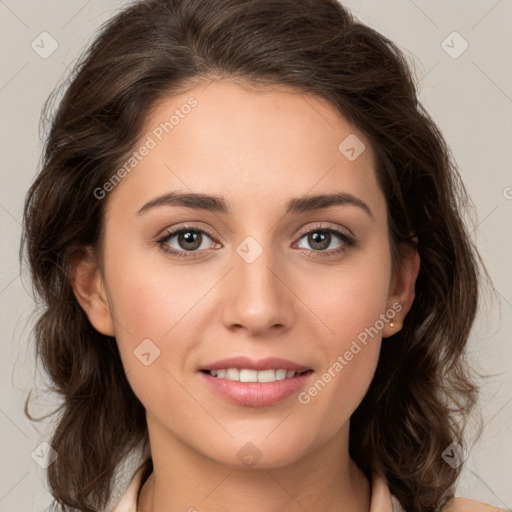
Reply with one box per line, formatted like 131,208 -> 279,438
137,191 -> 373,219
286,192 -> 373,219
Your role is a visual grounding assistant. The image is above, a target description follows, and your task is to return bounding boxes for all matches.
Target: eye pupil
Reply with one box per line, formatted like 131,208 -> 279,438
309,231 -> 330,250
179,231 -> 202,250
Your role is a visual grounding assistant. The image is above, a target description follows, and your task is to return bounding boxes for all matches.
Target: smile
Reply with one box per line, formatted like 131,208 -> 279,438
202,368 -> 312,382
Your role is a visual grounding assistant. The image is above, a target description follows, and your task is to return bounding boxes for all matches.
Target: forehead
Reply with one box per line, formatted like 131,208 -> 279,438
106,79 -> 385,220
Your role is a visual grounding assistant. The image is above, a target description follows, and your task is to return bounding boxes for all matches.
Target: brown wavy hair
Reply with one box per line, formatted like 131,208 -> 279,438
21,0 -> 493,510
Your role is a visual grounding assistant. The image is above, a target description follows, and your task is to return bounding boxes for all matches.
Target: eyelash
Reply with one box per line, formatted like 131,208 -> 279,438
156,223 -> 355,260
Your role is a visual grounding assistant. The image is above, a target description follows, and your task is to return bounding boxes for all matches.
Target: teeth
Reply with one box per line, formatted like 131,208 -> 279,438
225,368 -> 239,380
207,368 -> 306,382
275,369 -> 287,380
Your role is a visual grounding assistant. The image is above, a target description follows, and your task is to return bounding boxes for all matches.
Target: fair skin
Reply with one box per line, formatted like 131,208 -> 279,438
70,79 -> 420,512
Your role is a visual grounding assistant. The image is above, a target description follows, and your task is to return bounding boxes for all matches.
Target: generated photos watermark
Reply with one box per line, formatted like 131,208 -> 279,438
93,97 -> 198,200
298,301 -> 403,405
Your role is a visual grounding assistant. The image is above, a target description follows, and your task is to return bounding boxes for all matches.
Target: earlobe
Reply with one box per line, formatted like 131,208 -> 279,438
68,246 -> 116,337
382,241 -> 420,338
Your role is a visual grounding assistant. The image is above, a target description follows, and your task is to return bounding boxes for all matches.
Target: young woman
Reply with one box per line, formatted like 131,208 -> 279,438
21,0 -> 506,511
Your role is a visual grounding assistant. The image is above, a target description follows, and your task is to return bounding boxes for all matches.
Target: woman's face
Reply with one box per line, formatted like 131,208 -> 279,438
82,79 -> 415,469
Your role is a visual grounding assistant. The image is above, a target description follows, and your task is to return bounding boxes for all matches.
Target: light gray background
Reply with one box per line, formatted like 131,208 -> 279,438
0,1 -> 511,510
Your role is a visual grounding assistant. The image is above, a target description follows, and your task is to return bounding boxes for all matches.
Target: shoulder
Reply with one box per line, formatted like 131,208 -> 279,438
442,497 -> 509,511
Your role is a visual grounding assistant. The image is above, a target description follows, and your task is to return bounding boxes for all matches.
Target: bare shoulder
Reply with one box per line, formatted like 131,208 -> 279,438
443,497 -> 510,511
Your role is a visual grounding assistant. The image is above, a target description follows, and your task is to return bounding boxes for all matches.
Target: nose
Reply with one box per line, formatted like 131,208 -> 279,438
220,241 -> 295,337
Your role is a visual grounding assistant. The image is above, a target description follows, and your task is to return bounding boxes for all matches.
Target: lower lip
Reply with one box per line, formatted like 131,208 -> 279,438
199,370 -> 314,407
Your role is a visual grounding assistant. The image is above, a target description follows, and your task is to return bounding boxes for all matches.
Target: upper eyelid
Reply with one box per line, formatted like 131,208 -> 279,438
295,222 -> 353,238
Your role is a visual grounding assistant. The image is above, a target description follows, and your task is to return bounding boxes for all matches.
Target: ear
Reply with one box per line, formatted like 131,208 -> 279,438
68,246 -> 116,337
382,239 -> 420,338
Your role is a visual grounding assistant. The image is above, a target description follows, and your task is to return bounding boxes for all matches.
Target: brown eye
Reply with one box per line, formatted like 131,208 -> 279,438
175,230 -> 203,251
156,225 -> 219,258
305,231 -> 331,250
296,227 -> 355,256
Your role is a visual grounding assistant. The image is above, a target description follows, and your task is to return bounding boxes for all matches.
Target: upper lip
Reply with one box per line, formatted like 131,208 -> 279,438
198,356 -> 313,372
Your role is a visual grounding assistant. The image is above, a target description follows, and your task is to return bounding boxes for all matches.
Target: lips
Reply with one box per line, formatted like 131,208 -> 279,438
199,368 -> 314,407
197,355 -> 315,406
198,355 -> 312,373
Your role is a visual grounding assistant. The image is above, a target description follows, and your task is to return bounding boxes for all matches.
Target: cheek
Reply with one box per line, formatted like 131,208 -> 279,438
296,330 -> 382,444
103,246 -> 220,408
292,240 -> 390,419
293,238 -> 392,342
105,245 -> 211,342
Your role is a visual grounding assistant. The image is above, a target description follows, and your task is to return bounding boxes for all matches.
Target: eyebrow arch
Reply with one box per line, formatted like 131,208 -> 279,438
137,191 -> 373,218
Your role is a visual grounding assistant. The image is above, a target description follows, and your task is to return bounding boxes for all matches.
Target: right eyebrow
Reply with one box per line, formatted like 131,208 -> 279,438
137,192 -> 229,215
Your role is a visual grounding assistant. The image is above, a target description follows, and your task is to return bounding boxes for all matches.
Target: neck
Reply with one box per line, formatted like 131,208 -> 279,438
137,417 -> 371,512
